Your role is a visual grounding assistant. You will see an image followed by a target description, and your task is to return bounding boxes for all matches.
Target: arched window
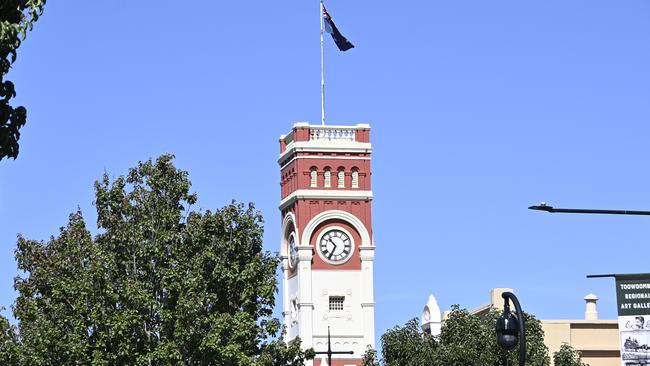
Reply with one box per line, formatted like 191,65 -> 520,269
337,167 -> 345,188
310,167 -> 318,188
324,167 -> 331,188
351,168 -> 359,188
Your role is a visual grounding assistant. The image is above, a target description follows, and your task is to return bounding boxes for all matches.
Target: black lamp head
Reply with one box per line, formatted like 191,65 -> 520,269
528,203 -> 554,212
495,306 -> 519,350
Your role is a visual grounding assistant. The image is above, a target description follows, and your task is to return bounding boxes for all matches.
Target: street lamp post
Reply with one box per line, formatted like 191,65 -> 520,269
495,291 -> 526,366
528,202 -> 650,359
314,327 -> 354,366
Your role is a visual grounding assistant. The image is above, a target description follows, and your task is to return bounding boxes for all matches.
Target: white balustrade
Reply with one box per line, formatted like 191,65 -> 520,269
309,127 -> 356,142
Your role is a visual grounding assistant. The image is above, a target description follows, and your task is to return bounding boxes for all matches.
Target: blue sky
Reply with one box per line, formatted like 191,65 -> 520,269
1,0 -> 650,346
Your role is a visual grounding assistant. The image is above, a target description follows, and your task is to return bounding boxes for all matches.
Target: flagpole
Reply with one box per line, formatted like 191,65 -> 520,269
320,0 -> 325,125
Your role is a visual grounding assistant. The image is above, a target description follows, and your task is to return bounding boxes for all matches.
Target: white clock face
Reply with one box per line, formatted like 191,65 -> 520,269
289,235 -> 299,269
290,298 -> 298,319
318,228 -> 353,264
423,307 -> 431,322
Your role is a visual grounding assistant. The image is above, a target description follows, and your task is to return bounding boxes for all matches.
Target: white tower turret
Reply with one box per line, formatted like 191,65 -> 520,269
422,294 -> 442,336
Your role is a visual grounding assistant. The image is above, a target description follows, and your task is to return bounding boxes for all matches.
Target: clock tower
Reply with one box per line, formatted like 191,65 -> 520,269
279,122 -> 375,366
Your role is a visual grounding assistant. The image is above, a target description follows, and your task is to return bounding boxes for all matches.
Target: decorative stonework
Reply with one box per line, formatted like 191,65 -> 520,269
310,127 -> 356,142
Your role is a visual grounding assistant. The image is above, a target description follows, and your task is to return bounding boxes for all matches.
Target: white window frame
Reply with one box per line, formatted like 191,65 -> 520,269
310,168 -> 318,188
329,296 -> 345,311
324,167 -> 331,188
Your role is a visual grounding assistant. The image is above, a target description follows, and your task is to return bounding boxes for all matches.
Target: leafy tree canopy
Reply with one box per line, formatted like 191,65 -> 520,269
365,307 -> 591,366
553,344 -> 589,366
11,155 -> 311,365
0,0 -> 46,161
364,305 -> 551,366
0,311 -> 19,366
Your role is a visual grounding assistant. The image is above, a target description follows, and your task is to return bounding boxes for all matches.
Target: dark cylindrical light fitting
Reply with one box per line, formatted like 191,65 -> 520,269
495,303 -> 519,350
495,292 -> 526,366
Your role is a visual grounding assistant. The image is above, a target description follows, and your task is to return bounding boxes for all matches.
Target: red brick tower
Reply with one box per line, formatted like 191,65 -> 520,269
279,122 -> 375,366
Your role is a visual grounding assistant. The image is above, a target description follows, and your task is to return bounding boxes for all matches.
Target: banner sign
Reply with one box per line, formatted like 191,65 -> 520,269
616,274 -> 650,366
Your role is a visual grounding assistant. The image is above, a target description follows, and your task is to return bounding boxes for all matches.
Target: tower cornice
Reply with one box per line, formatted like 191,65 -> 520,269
278,142 -> 372,166
279,189 -> 373,211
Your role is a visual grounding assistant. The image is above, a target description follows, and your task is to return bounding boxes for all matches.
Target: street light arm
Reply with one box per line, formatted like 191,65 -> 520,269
528,203 -> 650,216
503,292 -> 526,366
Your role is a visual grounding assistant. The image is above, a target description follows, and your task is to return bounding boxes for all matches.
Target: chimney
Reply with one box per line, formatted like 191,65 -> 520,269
584,293 -> 599,320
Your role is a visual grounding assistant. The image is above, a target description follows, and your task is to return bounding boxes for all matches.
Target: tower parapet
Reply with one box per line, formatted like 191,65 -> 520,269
279,122 -> 371,158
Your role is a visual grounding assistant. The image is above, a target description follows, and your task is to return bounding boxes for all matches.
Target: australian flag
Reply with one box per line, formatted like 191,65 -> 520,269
323,4 -> 354,51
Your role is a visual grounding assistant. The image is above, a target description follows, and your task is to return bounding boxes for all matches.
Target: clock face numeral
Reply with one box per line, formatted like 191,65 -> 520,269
318,229 -> 353,264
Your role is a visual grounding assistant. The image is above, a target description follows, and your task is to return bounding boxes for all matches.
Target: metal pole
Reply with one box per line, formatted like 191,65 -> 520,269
587,272 -> 650,279
327,327 -> 332,366
548,208 -> 650,215
314,326 -> 354,365
586,274 -> 617,278
503,292 -> 526,366
320,0 -> 326,126
529,204 -> 650,216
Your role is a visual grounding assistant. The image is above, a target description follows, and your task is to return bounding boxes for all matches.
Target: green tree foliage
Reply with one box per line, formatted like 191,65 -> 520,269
13,155 -> 312,365
0,0 -> 46,160
0,312 -> 19,366
364,305 -> 550,366
379,319 -> 439,366
362,346 -> 381,366
553,344 -> 588,366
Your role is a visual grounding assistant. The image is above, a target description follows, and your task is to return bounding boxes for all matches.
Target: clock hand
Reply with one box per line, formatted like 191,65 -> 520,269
328,239 -> 337,259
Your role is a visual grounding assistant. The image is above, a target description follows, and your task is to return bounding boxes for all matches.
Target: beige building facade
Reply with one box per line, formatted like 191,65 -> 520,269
542,318 -> 618,366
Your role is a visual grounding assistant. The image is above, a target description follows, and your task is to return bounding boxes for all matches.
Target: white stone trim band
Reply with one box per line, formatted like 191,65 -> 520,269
279,190 -> 374,211
279,141 -> 372,165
